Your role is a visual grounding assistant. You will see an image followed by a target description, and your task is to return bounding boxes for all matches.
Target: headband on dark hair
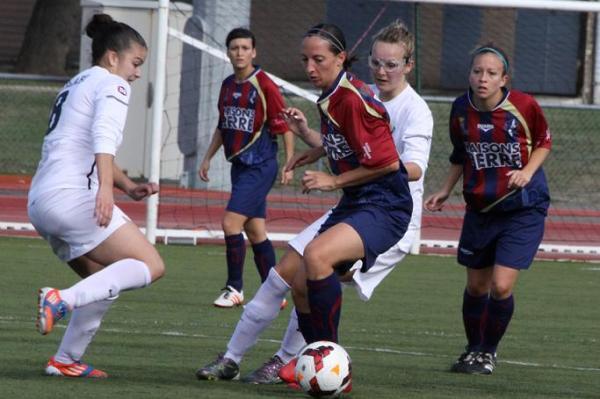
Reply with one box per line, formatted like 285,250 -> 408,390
474,47 -> 509,73
305,28 -> 345,53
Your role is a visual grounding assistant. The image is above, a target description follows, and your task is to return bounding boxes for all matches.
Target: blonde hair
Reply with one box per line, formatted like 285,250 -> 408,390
371,20 -> 414,62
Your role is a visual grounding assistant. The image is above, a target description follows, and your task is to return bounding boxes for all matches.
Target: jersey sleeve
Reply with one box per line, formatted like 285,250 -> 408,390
262,77 -> 289,135
399,104 -> 433,175
92,75 -> 130,155
339,93 -> 398,169
448,102 -> 467,165
530,98 -> 552,151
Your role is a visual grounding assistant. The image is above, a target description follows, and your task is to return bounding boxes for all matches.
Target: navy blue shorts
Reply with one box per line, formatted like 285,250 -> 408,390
227,157 -> 277,218
457,208 -> 546,270
318,200 -> 411,273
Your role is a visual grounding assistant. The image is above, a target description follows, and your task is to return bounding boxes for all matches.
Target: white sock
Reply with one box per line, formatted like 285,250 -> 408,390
275,307 -> 306,362
225,268 -> 290,363
54,296 -> 116,364
59,259 -> 151,309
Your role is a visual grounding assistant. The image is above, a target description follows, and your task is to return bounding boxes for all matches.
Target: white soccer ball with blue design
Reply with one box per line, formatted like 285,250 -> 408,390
294,340 -> 352,397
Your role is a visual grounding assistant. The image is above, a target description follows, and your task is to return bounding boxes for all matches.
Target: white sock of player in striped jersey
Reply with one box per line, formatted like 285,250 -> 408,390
225,268 -> 290,364
275,307 -> 306,362
59,259 -> 151,309
54,296 -> 117,364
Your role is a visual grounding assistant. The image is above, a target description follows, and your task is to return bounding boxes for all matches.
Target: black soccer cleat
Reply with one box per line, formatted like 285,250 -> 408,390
195,354 -> 240,381
450,350 -> 480,373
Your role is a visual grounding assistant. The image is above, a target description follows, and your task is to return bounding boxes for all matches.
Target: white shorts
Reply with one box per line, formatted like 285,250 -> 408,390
288,209 -> 417,301
28,188 -> 129,262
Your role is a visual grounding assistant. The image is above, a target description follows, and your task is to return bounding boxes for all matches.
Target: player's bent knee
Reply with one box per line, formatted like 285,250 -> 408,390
303,244 -> 326,269
303,248 -> 334,280
245,230 -> 266,244
466,283 -> 489,297
490,283 -> 513,299
222,214 -> 245,235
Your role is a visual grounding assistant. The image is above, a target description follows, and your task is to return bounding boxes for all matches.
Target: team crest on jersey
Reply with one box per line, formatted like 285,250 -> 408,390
504,119 -> 518,138
248,90 -> 257,105
477,123 -> 494,133
233,91 -> 242,99
323,130 -> 353,161
118,86 -> 127,96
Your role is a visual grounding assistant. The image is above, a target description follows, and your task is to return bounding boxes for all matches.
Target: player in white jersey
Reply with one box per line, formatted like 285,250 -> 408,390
195,20 -> 433,384
27,14 -> 165,378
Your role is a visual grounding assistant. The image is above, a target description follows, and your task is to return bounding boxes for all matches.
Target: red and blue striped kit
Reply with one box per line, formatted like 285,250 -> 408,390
449,89 -> 552,211
217,66 -> 289,165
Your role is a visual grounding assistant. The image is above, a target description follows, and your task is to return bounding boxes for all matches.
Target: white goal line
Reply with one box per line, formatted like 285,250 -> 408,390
167,27 -> 319,103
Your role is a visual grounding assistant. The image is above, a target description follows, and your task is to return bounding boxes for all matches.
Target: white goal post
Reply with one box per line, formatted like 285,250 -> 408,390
145,0 -> 600,259
392,0 -> 600,12
146,0 -> 170,244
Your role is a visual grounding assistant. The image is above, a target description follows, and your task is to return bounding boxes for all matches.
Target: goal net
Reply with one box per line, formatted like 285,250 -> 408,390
151,0 -> 600,259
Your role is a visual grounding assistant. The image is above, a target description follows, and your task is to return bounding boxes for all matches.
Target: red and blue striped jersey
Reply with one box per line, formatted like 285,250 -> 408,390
317,71 -> 409,202
449,89 -> 552,211
217,67 -> 289,165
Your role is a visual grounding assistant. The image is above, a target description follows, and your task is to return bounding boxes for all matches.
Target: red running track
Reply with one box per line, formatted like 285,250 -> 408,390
1,175 -> 599,261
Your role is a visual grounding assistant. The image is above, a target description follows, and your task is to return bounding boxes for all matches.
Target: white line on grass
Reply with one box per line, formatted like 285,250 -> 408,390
4,316 -> 598,373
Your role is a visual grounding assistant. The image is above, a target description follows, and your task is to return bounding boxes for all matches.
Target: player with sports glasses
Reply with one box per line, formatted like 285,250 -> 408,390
196,21 -> 431,386
425,44 -> 552,375
198,27 -> 294,308
28,14 -> 165,378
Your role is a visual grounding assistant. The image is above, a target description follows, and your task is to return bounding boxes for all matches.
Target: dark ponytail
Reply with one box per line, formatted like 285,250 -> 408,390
85,13 -> 147,65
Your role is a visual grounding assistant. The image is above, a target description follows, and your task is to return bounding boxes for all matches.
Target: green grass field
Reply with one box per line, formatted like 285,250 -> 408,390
1,236 -> 598,398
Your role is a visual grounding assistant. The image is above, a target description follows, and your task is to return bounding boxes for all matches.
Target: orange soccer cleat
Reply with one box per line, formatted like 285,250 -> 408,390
45,357 -> 108,378
37,287 -> 70,335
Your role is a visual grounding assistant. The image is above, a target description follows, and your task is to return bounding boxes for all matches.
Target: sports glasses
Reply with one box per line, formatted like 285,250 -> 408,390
368,56 -> 405,73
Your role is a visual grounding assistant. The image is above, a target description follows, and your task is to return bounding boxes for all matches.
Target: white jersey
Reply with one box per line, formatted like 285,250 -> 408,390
29,66 -> 131,202
371,83 -> 433,252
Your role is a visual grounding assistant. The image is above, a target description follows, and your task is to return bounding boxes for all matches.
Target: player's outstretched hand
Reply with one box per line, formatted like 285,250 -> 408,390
301,170 -> 336,193
95,186 -> 114,227
424,190 -> 449,212
129,182 -> 159,201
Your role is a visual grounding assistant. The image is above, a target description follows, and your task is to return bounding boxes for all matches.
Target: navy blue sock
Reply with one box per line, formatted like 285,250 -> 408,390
307,272 -> 342,343
251,239 -> 276,282
296,309 -> 315,344
481,295 -> 514,354
462,289 -> 489,351
224,233 -> 245,291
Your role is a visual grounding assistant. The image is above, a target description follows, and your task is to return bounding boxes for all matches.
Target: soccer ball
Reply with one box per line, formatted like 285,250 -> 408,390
295,341 -> 352,397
